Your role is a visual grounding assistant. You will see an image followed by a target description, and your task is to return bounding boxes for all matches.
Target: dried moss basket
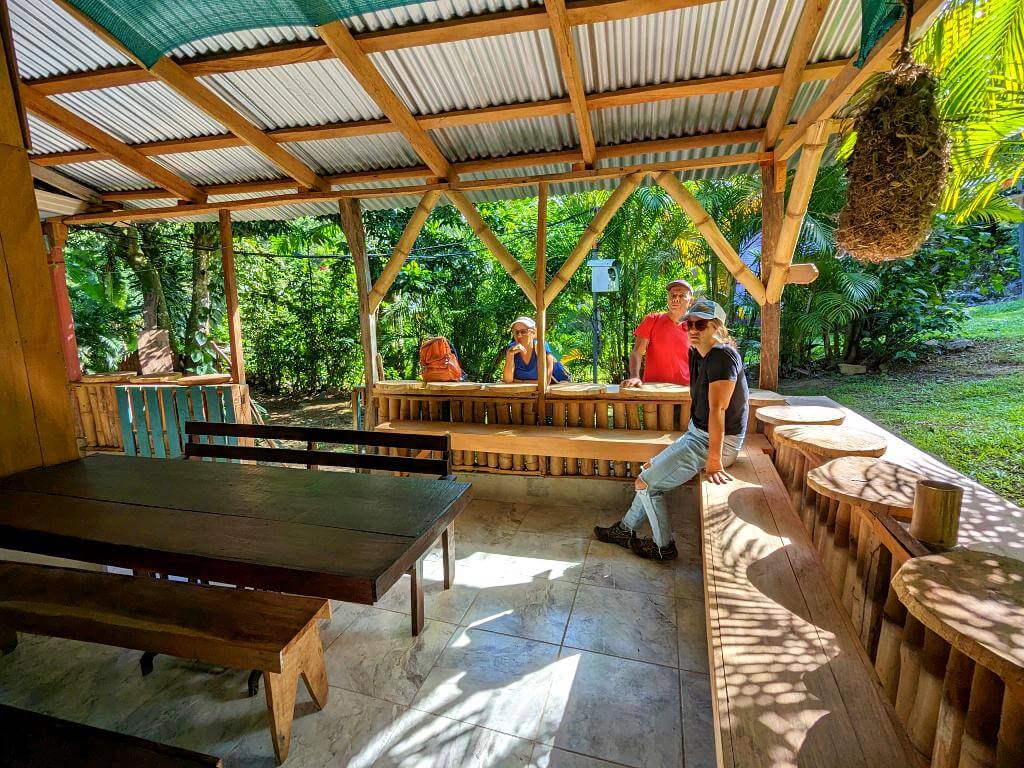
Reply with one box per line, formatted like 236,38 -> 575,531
836,61 -> 950,263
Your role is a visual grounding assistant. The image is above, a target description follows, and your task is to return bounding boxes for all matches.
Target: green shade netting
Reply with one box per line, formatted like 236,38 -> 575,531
67,0 -> 430,67
857,0 -> 906,67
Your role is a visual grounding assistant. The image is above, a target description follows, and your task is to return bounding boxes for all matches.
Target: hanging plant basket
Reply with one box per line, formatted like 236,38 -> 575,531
836,11 -> 951,263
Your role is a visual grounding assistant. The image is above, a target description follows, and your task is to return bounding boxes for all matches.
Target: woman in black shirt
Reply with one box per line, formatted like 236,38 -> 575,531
595,299 -> 748,559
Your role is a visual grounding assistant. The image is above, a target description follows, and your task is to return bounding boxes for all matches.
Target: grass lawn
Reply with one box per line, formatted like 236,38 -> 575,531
780,298 -> 1024,507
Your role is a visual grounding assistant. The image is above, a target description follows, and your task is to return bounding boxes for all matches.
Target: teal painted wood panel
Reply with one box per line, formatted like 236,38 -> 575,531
128,388 -> 151,457
115,388 -> 136,456
161,388 -> 183,458
144,388 -> 167,459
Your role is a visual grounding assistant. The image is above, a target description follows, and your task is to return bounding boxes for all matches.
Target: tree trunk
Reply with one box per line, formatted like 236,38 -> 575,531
120,225 -> 181,363
184,222 -> 217,372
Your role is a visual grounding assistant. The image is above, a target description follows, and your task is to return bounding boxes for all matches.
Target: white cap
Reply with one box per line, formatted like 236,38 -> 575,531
509,316 -> 536,330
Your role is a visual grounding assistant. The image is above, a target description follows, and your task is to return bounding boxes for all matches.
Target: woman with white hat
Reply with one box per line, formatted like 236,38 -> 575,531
502,316 -> 571,384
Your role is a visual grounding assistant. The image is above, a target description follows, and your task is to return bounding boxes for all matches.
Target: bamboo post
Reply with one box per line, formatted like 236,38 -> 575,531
958,665 -> 1003,768
896,614 -> 925,726
997,683 -> 1024,768
512,400 -> 525,471
368,191 -> 441,312
907,628 -> 951,758
876,584 -> 907,702
580,400 -> 595,476
218,210 -> 246,385
759,159 -> 784,390
932,649 -> 974,768
830,501 -> 852,593
910,479 -> 963,548
536,182 -> 548,403
565,399 -> 580,475
340,199 -> 377,430
612,402 -> 627,477
596,399 -> 610,476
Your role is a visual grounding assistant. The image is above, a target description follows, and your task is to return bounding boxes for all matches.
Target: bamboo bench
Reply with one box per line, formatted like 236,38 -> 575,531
0,704 -> 222,767
699,448 -> 921,767
0,563 -> 330,764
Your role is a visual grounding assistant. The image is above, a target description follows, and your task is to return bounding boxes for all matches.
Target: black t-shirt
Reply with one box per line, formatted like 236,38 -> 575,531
689,344 -> 749,435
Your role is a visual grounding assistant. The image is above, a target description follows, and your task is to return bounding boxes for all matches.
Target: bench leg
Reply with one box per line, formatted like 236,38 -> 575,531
263,627 -> 329,764
410,558 -> 425,636
0,627 -> 17,654
441,523 -> 454,590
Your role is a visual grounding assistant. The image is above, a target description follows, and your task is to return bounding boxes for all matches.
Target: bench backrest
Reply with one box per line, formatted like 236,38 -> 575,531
184,421 -> 451,477
116,384 -> 241,458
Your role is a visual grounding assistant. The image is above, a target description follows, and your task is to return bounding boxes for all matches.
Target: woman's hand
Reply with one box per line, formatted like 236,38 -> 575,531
509,343 -> 527,356
704,456 -> 731,485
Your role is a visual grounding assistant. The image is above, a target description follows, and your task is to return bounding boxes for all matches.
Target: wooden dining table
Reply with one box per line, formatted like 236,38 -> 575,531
0,454 -> 472,634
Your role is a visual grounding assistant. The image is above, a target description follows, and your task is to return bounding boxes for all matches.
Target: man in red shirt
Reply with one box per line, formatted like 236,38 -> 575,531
621,280 -> 694,387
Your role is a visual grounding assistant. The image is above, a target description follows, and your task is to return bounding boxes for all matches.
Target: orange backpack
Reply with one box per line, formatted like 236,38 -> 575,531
419,336 -> 464,382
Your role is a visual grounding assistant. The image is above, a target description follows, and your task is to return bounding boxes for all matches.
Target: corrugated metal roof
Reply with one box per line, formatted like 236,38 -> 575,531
14,0 -> 869,219
26,113 -> 87,153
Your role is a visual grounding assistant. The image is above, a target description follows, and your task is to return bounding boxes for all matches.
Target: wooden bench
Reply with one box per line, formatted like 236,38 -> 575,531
699,448 -> 921,767
0,705 -> 222,767
0,563 -> 330,764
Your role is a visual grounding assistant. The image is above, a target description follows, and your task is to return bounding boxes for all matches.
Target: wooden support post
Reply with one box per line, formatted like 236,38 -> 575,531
908,628 -> 952,758
654,171 -> 767,304
0,12 -> 78,474
765,120 -> 831,302
218,210 -> 245,385
42,220 -> 81,382
759,159 -> 784,390
369,191 -> 441,312
959,664 -> 1003,768
932,648 -> 973,768
544,173 -> 644,307
536,183 -> 548,399
447,190 -> 537,304
340,199 -> 378,431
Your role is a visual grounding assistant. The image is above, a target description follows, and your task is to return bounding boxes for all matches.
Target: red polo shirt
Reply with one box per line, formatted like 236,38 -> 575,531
635,312 -> 690,385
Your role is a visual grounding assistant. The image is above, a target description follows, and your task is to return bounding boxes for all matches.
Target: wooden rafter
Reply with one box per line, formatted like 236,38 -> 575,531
762,0 -> 831,151
26,0 -> 720,96
446,190 -> 537,304
49,0 -> 328,192
545,0 -> 596,168
544,172 -> 645,307
29,162 -> 100,203
90,127 -> 772,204
777,0 -> 945,160
317,21 -> 454,180
340,198 -> 378,429
19,85 -> 205,202
218,210 -> 245,384
765,120 -> 831,302
368,191 -> 442,312
28,60 -> 845,170
63,152 -> 763,225
654,171 -> 767,305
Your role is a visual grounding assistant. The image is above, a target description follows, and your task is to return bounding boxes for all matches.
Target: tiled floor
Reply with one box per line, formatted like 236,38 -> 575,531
0,492 -> 715,768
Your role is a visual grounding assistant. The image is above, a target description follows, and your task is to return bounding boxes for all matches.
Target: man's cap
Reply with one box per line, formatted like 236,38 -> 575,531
509,316 -> 536,330
666,279 -> 693,292
683,298 -> 727,324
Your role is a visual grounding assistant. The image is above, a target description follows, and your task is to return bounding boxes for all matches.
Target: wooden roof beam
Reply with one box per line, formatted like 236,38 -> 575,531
761,0 -> 831,151
49,0 -> 329,192
368,190 -> 442,312
545,0 -> 596,168
316,20 -> 454,180
29,162 -> 101,203
91,126 -> 773,203
29,62 -> 845,168
62,151 -> 761,225
26,0 -> 720,96
776,0 -> 945,161
19,84 -> 206,202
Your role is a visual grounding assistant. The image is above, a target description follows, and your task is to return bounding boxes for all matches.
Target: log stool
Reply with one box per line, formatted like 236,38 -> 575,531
806,456 -> 923,699
754,405 -> 845,482
892,551 -> 1024,766
746,388 -> 787,434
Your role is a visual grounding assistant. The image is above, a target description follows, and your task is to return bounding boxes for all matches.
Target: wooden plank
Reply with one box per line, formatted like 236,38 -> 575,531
0,561 -> 328,672
144,386 -> 167,458
777,0 -> 945,160
445,190 -> 537,304
766,120 -> 832,302
162,388 -> 183,458
188,420 -> 449,451
544,172 -> 644,306
545,0 -> 595,167
219,210 -> 245,384
762,0 -> 832,150
368,190 -> 442,312
536,182 -> 548,401
186,442 -> 449,476
127,388 -> 150,456
30,161 -> 101,202
148,57 -> 328,192
655,170 -> 767,304
0,704 -> 223,768
377,419 -> 681,462
19,85 -> 204,202
317,20 -> 453,179
340,198 -> 378,430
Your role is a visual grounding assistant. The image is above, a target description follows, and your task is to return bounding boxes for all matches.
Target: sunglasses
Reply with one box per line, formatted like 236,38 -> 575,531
512,328 -> 534,336
684,318 -> 710,331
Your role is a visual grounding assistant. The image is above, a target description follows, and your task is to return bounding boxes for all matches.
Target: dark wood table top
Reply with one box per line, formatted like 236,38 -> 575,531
0,455 -> 472,603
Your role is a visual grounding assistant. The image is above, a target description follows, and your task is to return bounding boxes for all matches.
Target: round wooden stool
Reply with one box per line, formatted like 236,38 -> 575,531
892,551 -> 1024,765
806,456 -> 923,693
747,388 -> 787,434
771,423 -> 885,521
755,404 -> 845,443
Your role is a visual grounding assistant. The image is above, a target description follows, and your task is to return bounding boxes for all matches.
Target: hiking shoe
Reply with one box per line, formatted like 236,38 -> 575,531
630,536 -> 679,560
594,521 -> 634,548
